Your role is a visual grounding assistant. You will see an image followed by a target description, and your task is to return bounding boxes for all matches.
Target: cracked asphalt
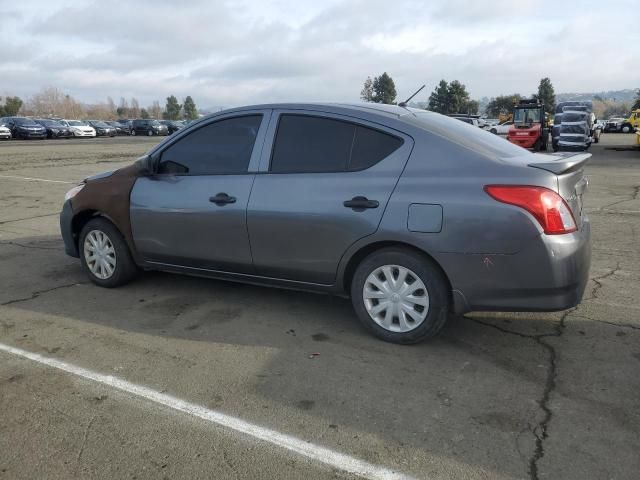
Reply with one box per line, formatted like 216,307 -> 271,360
0,134 -> 639,480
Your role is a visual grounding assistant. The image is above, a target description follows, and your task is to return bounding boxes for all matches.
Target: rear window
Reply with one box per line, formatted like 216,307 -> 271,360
406,110 -> 527,158
270,114 -> 403,173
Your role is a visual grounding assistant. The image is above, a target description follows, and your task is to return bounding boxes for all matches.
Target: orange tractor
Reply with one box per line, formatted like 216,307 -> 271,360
507,99 -> 548,151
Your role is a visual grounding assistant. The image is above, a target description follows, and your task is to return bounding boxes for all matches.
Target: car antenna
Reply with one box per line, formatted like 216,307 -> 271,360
398,85 -> 426,108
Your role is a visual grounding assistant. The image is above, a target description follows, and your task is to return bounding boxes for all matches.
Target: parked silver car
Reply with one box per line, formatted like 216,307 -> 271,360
60,103 -> 591,343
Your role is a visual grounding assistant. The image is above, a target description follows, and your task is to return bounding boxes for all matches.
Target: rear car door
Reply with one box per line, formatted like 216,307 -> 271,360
130,111 -> 270,273
247,110 -> 413,285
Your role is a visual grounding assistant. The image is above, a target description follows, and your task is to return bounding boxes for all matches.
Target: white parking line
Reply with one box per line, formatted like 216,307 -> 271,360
0,174 -> 73,184
0,342 -> 416,480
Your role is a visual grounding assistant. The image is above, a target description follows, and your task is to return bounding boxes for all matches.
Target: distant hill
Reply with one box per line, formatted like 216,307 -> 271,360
556,89 -> 637,103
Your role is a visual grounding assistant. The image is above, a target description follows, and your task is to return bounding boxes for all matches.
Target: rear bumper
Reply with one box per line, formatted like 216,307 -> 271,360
508,136 -> 537,148
60,200 -> 79,257
442,218 -> 591,313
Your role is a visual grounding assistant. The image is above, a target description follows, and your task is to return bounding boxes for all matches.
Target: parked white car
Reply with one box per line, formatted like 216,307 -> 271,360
60,120 -> 96,137
0,124 -> 11,140
487,121 -> 513,135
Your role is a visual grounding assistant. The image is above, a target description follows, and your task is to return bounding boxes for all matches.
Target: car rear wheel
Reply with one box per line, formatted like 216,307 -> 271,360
351,248 -> 449,344
131,129 -> 136,136
147,130 -> 154,136
621,125 -> 631,133
79,217 -> 138,288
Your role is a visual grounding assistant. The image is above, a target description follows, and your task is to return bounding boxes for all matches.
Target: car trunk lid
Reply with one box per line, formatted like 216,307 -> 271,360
528,152 -> 590,228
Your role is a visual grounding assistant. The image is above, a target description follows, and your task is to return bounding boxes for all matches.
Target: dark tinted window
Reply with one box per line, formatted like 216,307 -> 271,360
158,115 -> 262,175
270,114 -> 402,173
349,125 -> 403,171
271,115 -> 353,173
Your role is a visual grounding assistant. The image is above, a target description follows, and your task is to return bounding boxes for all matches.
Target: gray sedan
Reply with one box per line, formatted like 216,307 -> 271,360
60,103 -> 591,344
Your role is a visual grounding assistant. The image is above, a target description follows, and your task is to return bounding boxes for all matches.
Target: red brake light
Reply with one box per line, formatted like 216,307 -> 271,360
484,185 -> 577,235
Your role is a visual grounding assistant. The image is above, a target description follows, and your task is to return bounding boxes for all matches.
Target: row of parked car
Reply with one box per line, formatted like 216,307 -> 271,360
0,116 -> 188,140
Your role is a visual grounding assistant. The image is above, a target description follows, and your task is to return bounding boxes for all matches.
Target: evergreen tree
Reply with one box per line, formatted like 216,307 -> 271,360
427,80 -> 450,114
537,78 -> 556,112
164,95 -> 182,120
183,96 -> 198,120
372,72 -> 397,104
0,96 -> 23,116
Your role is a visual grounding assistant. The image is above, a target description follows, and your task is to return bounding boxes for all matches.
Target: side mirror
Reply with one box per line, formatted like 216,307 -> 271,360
135,154 -> 155,175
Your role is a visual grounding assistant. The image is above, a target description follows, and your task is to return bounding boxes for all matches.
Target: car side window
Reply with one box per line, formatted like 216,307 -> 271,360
157,115 -> 262,175
270,114 -> 403,173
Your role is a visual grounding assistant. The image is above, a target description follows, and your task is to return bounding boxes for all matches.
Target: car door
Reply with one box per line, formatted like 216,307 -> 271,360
130,111 -> 271,273
247,110 -> 413,285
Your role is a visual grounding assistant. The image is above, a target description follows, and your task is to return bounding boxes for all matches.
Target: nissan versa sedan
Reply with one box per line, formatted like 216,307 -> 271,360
60,103 -> 591,344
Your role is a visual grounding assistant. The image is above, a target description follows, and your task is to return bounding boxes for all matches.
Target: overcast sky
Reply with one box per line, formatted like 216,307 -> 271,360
2,0 -> 639,109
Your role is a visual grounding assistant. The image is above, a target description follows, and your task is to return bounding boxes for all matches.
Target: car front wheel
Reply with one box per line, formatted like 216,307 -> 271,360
351,248 -> 449,344
79,217 -> 138,288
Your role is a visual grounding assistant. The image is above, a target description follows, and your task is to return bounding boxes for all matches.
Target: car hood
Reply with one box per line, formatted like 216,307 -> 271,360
84,170 -> 114,183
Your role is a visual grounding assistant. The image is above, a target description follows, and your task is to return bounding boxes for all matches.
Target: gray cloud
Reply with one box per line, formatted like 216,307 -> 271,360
1,0 -> 638,109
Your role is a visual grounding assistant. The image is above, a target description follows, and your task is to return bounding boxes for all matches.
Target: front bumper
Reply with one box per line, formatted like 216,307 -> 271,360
18,130 -> 46,139
441,218 -> 591,313
73,130 -> 96,137
60,200 -> 79,257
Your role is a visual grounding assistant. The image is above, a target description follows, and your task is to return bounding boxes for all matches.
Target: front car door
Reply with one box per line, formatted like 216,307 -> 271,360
130,110 -> 271,273
247,110 -> 413,285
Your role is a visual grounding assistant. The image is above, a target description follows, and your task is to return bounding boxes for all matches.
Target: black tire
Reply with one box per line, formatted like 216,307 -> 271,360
350,247 -> 450,344
131,129 -> 136,136
621,124 -> 632,134
147,129 -> 154,136
533,138 -> 542,152
490,128 -> 497,134
79,217 -> 138,288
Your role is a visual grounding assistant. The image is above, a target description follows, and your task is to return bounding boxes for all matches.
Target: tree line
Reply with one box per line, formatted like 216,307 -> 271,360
0,87 -> 200,121
360,73 -> 563,117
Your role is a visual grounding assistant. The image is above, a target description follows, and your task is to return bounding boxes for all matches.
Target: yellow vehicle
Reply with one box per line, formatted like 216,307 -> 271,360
629,109 -> 640,132
606,109 -> 640,133
498,112 -> 513,123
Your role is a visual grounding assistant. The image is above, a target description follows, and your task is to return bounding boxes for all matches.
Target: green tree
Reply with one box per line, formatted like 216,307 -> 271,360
632,88 -> 640,110
140,108 -> 150,119
447,80 -> 475,114
427,80 -> 477,114
537,78 -> 556,112
163,95 -> 182,120
1,96 -> 23,116
360,77 -> 374,102
372,72 -> 397,104
485,94 -> 521,117
427,80 -> 450,114
183,96 -> 198,120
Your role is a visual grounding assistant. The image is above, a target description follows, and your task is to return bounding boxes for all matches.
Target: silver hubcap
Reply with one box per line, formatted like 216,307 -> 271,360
363,265 -> 429,333
83,230 -> 116,280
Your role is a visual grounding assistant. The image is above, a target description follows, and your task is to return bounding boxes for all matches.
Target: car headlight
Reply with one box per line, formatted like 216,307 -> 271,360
64,184 -> 85,201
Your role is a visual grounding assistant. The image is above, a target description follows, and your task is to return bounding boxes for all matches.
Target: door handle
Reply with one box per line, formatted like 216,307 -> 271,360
209,193 -> 236,205
343,196 -> 379,211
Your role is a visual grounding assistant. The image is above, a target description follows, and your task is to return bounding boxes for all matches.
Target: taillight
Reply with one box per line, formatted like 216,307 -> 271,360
484,185 -> 577,235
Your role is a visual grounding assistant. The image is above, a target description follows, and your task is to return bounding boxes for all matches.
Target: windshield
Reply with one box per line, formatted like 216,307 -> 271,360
92,121 -> 109,127
406,110 -> 528,158
149,120 -> 161,126
513,108 -> 541,124
38,119 -> 63,127
68,120 -> 88,126
14,117 -> 38,126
